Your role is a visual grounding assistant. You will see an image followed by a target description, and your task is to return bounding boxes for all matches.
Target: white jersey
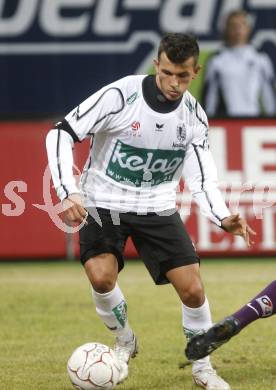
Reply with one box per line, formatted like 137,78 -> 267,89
204,45 -> 276,117
46,75 -> 230,226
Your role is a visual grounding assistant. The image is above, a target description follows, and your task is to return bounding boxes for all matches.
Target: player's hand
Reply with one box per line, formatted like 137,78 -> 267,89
221,214 -> 256,247
62,193 -> 88,225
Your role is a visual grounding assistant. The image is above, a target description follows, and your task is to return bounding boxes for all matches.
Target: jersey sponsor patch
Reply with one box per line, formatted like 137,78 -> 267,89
106,140 -> 185,187
126,92 -> 138,105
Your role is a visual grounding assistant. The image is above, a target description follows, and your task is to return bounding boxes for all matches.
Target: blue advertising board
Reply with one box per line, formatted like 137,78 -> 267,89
0,0 -> 275,115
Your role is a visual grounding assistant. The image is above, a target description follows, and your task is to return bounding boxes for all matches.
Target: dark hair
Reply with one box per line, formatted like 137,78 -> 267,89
158,33 -> 199,63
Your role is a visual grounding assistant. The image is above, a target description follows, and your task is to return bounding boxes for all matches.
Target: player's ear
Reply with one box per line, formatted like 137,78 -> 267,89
192,64 -> 201,79
153,59 -> 159,74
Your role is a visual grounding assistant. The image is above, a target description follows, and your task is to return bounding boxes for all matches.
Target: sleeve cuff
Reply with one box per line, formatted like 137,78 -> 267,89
57,185 -> 80,201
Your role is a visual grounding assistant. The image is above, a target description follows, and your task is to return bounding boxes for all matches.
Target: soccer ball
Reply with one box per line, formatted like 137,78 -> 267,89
67,342 -> 121,390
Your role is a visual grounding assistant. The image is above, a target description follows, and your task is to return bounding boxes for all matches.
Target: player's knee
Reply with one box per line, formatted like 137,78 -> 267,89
182,283 -> 205,307
84,255 -> 118,293
86,264 -> 116,293
91,270 -> 116,293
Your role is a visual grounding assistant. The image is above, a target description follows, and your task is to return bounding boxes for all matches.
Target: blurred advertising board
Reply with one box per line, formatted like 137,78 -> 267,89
0,121 -> 67,258
0,118 -> 275,259
0,0 -> 276,115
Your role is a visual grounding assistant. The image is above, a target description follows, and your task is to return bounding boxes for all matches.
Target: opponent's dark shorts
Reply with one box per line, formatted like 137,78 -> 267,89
79,208 -> 199,285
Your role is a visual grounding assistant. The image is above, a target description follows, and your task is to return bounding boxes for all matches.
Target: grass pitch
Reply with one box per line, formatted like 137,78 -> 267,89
0,259 -> 275,390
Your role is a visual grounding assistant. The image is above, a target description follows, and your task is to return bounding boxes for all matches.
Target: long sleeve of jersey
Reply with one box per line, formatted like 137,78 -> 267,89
183,105 -> 230,226
46,82 -> 125,201
46,129 -> 79,200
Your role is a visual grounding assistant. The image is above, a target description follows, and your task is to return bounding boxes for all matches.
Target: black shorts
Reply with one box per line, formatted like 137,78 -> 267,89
79,208 -> 199,285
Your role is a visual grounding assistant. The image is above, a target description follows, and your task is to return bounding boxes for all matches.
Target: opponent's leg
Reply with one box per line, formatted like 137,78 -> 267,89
85,254 -> 138,383
232,279 -> 276,327
166,264 -> 230,390
186,280 -> 276,361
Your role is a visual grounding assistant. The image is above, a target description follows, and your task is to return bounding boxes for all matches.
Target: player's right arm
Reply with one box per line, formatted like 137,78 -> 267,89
45,127 -> 87,224
45,83 -> 125,223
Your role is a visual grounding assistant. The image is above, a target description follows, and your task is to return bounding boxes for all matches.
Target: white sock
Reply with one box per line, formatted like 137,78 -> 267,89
182,296 -> 213,372
92,283 -> 134,343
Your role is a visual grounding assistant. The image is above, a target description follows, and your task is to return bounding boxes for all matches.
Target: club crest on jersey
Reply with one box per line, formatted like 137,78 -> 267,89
177,123 -> 186,141
172,123 -> 186,149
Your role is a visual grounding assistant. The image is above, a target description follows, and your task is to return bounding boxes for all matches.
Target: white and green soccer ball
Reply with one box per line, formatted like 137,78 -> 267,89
67,343 -> 120,390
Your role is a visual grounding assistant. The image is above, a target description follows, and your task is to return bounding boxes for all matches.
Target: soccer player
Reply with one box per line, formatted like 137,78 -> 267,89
203,10 -> 276,117
185,280 -> 276,361
46,33 -> 255,390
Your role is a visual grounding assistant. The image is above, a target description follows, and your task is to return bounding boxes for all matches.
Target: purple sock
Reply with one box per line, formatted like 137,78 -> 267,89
232,280 -> 276,330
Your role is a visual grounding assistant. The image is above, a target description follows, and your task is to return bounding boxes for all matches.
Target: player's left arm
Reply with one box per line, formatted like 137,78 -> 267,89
182,103 -> 256,246
221,214 -> 255,247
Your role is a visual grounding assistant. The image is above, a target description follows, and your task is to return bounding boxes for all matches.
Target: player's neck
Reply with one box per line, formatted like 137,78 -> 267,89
142,75 -> 182,114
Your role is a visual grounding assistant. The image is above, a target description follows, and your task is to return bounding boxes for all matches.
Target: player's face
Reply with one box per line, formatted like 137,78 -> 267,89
154,52 -> 200,101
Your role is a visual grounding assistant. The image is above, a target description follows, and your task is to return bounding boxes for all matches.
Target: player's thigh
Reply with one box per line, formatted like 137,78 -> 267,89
79,208 -> 129,290
130,211 -> 199,285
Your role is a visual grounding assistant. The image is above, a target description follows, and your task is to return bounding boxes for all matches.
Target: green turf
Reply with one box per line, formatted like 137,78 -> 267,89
0,259 -> 275,389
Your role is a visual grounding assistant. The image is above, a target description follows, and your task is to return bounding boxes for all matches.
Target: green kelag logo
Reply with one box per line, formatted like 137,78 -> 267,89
106,140 -> 185,187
